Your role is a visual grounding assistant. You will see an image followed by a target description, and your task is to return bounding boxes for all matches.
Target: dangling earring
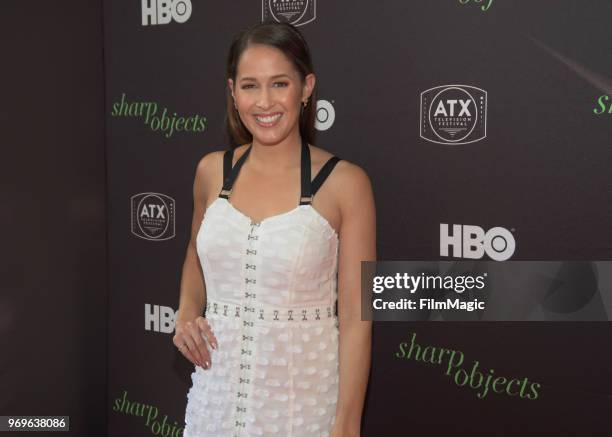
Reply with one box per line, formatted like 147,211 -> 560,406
300,99 -> 308,116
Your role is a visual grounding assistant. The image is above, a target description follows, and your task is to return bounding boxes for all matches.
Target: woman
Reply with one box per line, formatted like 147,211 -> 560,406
173,21 -> 375,437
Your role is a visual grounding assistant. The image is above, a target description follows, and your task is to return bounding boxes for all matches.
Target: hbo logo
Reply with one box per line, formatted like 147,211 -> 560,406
144,303 -> 177,333
142,0 -> 192,26
440,223 -> 515,261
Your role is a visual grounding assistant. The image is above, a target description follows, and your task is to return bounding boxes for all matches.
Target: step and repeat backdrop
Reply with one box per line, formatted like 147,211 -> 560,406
104,1 -> 612,435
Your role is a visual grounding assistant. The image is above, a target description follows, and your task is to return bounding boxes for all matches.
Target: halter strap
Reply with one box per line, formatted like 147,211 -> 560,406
219,144 -> 252,199
219,138 -> 341,204
311,156 -> 341,196
299,138 -> 312,205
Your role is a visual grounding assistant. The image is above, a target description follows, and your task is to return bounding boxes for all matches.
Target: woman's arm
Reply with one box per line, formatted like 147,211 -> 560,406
332,163 -> 376,437
173,152 -> 219,367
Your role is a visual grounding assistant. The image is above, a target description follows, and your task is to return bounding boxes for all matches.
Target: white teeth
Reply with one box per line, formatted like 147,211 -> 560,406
255,113 -> 282,123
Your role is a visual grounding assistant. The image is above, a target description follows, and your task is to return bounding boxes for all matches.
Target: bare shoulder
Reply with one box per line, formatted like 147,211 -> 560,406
195,144 -> 257,183
195,149 -> 224,184
194,147 -> 240,199
310,144 -> 374,213
313,146 -> 371,195
196,149 -> 223,171
332,160 -> 373,205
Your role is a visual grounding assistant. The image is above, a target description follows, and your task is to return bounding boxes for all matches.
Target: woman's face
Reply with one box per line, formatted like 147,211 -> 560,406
228,43 -> 315,146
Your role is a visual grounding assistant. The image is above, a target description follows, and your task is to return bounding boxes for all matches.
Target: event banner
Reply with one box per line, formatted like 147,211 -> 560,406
104,0 -> 612,435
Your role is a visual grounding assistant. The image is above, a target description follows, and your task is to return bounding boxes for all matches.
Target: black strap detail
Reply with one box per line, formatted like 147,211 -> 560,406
311,156 -> 341,196
219,144 -> 252,199
222,148 -> 234,185
299,137 -> 312,205
218,139 -> 338,205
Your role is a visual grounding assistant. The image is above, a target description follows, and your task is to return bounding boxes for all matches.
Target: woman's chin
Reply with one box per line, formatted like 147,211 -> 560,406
251,129 -> 289,146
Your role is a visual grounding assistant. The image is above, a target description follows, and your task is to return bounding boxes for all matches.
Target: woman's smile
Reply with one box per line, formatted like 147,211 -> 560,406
254,112 -> 283,127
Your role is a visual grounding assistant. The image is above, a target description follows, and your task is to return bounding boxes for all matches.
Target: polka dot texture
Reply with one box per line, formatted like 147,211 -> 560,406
185,198 -> 339,436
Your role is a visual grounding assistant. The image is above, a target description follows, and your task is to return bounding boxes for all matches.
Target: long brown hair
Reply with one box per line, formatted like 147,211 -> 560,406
225,21 -> 317,147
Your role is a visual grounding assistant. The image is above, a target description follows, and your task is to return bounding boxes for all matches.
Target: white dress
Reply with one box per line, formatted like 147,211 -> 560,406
183,141 -> 342,437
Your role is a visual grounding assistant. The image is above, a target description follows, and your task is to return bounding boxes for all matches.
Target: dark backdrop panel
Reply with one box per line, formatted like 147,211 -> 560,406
104,1 -> 612,435
1,1 -> 107,436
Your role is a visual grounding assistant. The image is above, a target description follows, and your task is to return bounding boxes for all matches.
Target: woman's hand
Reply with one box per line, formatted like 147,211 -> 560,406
173,316 -> 218,369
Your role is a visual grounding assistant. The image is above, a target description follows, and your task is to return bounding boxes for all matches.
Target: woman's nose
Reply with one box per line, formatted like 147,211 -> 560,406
256,88 -> 272,109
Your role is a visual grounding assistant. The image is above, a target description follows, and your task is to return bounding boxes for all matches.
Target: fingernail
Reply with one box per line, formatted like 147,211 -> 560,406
205,361 -> 210,369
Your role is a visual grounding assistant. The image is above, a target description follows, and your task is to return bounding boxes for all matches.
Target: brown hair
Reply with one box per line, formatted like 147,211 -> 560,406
225,21 -> 317,147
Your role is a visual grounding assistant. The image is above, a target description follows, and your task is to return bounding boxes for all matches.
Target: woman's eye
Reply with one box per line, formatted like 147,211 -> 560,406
241,84 -> 255,89
274,82 -> 288,87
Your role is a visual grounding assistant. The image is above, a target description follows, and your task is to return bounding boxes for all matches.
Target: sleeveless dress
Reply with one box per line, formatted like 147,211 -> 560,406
183,139 -> 342,437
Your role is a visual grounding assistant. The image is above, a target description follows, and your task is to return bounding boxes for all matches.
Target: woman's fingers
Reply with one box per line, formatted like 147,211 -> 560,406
185,320 -> 211,368
196,317 -> 218,350
178,342 -> 198,366
174,319 -> 212,369
173,333 -> 199,366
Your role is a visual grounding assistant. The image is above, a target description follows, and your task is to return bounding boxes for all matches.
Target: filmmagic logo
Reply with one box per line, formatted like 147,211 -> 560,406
141,0 -> 192,26
110,93 -> 207,138
262,0 -> 316,27
420,85 -> 487,145
131,193 -> 176,241
315,99 -> 335,131
144,303 -> 176,333
440,224 -> 515,261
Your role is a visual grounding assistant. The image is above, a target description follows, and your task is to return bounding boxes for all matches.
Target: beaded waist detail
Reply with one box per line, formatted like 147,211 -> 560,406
205,298 -> 335,322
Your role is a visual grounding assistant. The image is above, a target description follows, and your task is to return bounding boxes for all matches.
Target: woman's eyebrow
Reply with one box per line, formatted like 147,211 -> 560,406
239,74 -> 291,82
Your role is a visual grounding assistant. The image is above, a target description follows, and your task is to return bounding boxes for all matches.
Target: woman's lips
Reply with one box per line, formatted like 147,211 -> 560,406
254,112 -> 283,127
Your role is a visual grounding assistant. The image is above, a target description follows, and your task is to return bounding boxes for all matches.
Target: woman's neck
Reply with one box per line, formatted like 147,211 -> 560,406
248,130 -> 303,171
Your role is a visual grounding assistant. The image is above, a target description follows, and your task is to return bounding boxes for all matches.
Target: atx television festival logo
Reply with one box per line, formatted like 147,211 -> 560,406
262,0 -> 316,27
141,0 -> 192,26
110,93 -> 207,138
420,85 -> 487,145
440,223 -> 516,261
131,193 -> 176,241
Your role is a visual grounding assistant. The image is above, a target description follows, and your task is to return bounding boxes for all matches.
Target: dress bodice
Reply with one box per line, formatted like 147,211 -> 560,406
196,139 -> 342,317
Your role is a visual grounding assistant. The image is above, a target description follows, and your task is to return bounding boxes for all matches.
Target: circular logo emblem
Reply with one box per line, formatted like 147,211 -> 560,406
137,194 -> 170,239
171,0 -> 192,23
268,0 -> 309,25
315,99 -> 335,131
428,86 -> 478,143
484,227 -> 516,261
